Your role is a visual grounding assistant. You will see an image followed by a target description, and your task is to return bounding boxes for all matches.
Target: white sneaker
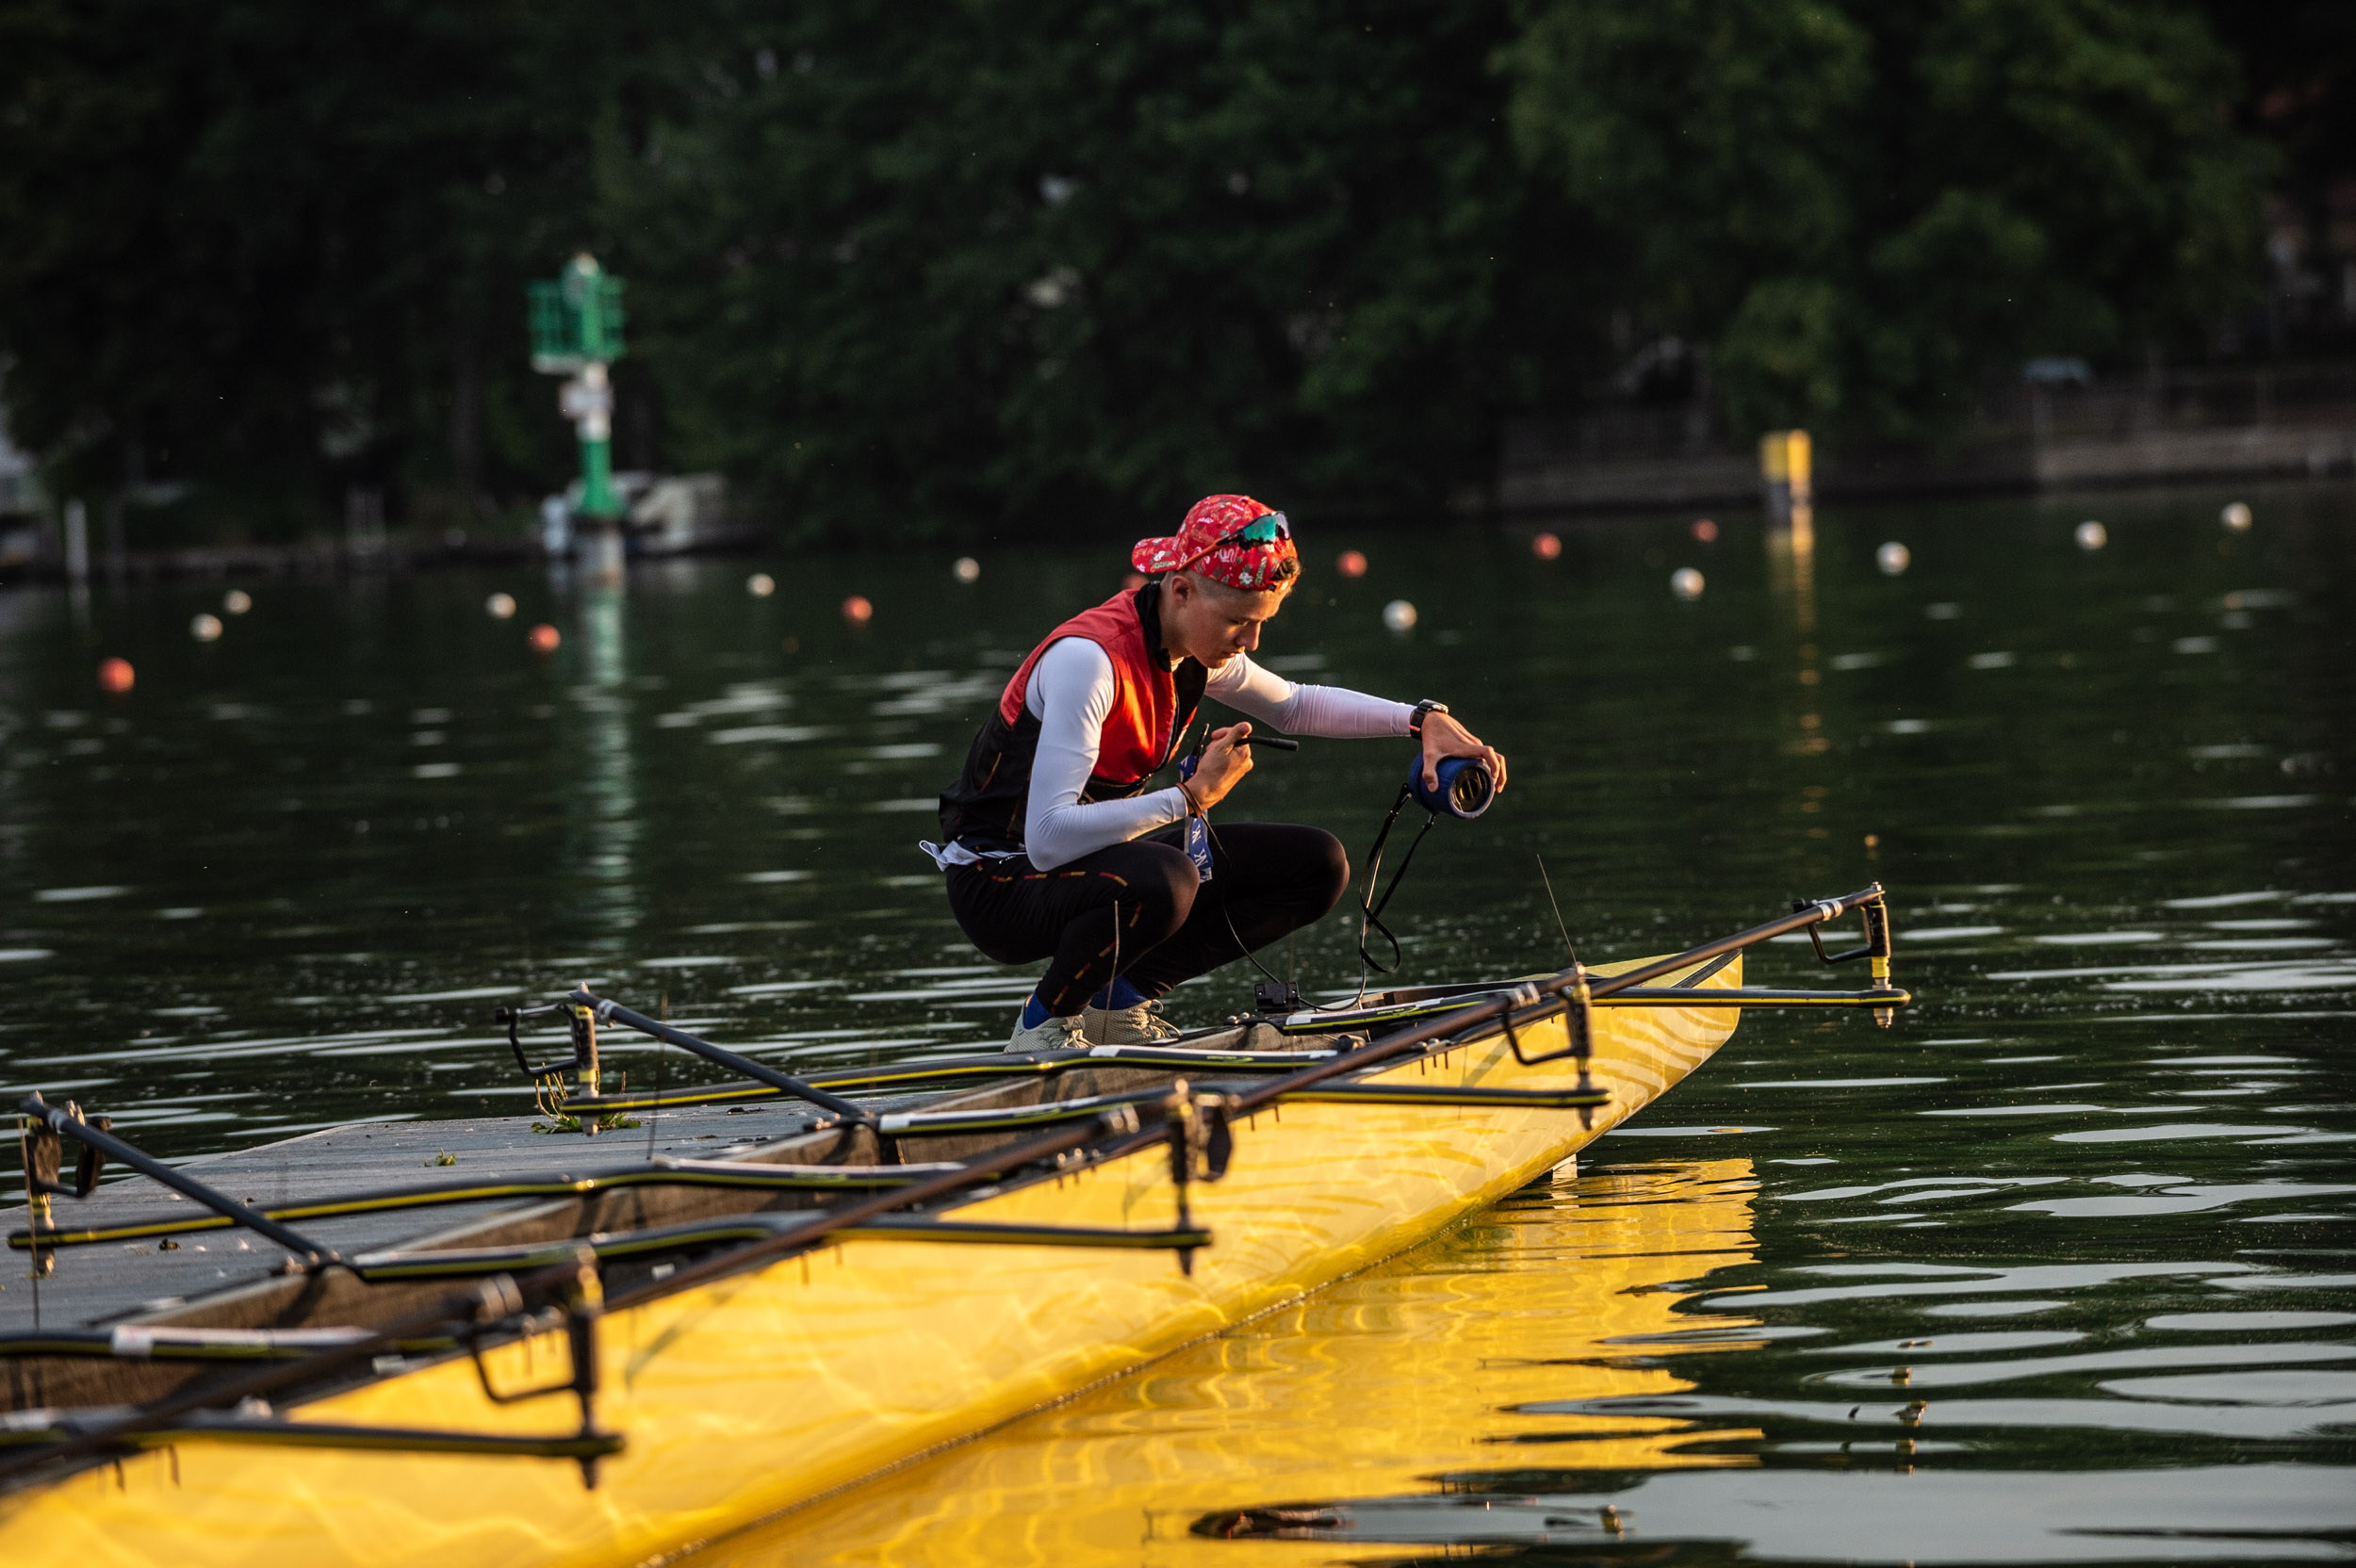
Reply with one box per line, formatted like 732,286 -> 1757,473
1080,1000 -> 1184,1045
1005,1012 -> 1088,1054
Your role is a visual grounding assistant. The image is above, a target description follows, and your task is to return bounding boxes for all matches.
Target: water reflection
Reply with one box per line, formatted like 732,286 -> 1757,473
683,1158 -> 1764,1566
566,583 -> 642,951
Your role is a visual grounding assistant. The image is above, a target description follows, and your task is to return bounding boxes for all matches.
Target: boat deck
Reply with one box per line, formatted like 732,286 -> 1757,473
1,1096 -> 895,1332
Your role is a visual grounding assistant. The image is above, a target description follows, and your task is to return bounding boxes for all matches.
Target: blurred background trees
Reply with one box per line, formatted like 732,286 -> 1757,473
0,0 -> 674,534
1503,0 -> 2273,440
0,0 -> 2338,543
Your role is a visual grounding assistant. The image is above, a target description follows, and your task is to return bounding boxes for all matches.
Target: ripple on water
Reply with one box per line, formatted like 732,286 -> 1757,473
2147,1312 -> 2356,1331
1739,1076 -> 1948,1088
2101,1369 -> 2356,1406
2032,930 -> 2166,945
1805,1331 -> 2086,1356
1713,1261 -> 2258,1309
2219,1273 -> 2356,1292
2007,1180 -> 2356,1217
2051,1121 -> 2317,1143
1815,1341 -> 2356,1391
1159,1467 -> 2356,1563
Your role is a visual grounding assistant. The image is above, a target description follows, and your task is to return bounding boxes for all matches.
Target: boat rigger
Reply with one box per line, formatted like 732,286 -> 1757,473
1,885 -> 1907,1568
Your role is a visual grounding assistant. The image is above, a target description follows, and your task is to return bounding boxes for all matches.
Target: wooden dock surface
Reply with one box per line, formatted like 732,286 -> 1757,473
2,1097 -> 870,1331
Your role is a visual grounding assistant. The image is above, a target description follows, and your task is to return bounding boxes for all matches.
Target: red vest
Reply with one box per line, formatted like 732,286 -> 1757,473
997,589 -> 1178,785
937,585 -> 1207,852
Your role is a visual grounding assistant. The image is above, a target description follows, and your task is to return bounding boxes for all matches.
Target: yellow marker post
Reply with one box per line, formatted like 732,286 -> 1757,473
1759,429 -> 1814,552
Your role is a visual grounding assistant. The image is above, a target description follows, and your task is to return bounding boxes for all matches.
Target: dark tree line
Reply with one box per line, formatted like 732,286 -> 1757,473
0,0 -> 2324,543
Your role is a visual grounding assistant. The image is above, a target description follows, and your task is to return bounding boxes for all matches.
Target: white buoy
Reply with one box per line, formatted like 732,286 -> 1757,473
1670,567 -> 1705,601
2221,501 -> 2252,532
746,572 -> 777,597
1382,598 -> 1417,632
953,556 -> 981,583
484,592 -> 517,620
1875,542 -> 1910,576
221,589 -> 253,614
2075,520 -> 2107,551
190,612 -> 223,643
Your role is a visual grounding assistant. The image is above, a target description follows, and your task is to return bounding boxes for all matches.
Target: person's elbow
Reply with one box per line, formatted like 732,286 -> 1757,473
1024,808 -> 1077,871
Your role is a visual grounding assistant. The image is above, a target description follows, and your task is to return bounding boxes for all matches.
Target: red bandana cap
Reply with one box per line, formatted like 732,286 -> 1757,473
1130,494 -> 1299,593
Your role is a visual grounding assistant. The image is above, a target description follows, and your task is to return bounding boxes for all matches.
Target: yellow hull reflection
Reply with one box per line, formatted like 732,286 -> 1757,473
0,958 -> 1739,1567
687,1159 -> 1762,1567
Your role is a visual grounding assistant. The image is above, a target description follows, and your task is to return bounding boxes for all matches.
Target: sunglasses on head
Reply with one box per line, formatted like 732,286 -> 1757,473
1211,511 -> 1289,550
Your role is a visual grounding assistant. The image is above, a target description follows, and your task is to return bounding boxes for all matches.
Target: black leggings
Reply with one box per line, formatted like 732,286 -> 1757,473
943,823 -> 1350,1015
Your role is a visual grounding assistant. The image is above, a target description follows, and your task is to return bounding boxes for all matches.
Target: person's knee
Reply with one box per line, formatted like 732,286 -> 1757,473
1301,828 -> 1350,916
1114,847 -> 1195,943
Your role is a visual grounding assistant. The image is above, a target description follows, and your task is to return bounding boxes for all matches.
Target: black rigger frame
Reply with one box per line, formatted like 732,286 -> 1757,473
4,883 -> 1906,1492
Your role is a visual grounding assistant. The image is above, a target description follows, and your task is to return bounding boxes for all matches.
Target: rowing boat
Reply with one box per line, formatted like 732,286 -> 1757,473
0,886 -> 1906,1567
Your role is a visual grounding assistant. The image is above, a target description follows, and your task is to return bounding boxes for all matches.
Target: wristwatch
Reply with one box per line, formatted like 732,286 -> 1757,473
1407,699 -> 1449,738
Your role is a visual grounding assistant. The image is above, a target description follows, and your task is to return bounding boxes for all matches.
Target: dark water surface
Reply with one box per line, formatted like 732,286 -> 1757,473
4,481 -> 2352,1561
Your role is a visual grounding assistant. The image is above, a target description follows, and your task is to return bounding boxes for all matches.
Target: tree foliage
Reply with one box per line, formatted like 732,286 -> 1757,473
0,0 -> 2281,537
607,0 -> 1573,538
0,0 -> 672,531
1502,0 -> 2273,439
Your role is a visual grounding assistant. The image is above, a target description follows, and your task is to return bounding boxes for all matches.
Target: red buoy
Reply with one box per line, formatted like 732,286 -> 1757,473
1336,549 -> 1368,579
528,624 -> 562,653
842,595 -> 874,625
97,657 -> 135,694
1530,532 -> 1561,561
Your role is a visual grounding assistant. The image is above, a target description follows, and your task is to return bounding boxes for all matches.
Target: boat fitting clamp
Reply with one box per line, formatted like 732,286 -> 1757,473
1793,886 -> 1899,1027
1497,974 -> 1607,1129
17,1093 -> 338,1271
463,1249 -> 616,1487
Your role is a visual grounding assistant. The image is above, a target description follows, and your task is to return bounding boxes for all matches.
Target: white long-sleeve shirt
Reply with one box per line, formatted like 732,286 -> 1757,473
1012,637 -> 1414,870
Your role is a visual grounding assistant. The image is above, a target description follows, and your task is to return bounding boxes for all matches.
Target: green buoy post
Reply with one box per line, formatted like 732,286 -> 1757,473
529,253 -> 629,581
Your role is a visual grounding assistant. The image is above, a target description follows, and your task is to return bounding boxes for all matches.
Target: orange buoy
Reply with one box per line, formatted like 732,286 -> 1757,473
1530,533 -> 1561,561
528,623 -> 562,653
97,657 -> 135,694
1336,549 -> 1368,579
842,595 -> 874,625
1691,518 -> 1719,543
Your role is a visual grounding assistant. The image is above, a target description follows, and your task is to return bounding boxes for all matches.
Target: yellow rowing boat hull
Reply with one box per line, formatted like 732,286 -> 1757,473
715,1157 -> 1766,1566
0,957 -> 1739,1565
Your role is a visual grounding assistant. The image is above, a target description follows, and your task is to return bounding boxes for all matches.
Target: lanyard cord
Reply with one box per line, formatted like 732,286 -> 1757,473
1175,730 -> 1443,1008
1201,779 -> 1438,1014
1355,784 -> 1440,976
